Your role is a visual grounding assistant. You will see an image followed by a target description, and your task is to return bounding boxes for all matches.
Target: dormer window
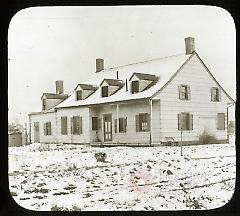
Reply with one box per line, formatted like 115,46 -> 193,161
102,86 -> 108,97
129,72 -> 158,94
74,84 -> 97,101
131,81 -> 139,94
100,79 -> 124,97
76,90 -> 82,100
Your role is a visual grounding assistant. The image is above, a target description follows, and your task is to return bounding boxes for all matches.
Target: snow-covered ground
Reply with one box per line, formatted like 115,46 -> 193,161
8,137 -> 236,211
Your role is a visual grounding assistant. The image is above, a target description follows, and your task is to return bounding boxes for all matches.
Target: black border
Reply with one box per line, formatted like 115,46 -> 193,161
1,0 -> 239,215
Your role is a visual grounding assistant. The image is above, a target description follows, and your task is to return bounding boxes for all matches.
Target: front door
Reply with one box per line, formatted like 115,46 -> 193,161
103,114 -> 112,141
34,122 -> 40,143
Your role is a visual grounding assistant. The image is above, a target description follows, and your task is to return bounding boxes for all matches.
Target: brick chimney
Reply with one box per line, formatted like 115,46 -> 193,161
96,58 -> 104,72
56,80 -> 64,94
184,37 -> 195,55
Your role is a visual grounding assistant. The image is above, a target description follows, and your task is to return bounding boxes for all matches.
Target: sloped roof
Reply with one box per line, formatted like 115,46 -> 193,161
100,79 -> 124,87
75,84 -> 98,91
129,72 -> 159,81
56,53 -> 192,108
41,93 -> 69,99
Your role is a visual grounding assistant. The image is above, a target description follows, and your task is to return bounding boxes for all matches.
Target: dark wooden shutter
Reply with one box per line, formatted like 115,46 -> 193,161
178,86 -> 181,99
189,114 -> 193,130
147,113 -> 150,131
217,113 -> 225,130
43,123 -> 46,135
211,87 -> 214,101
114,119 -> 117,133
135,115 -> 139,132
218,89 -> 221,102
79,116 -> 82,134
178,113 -> 181,130
70,117 -> 73,134
49,122 -> 52,135
98,118 -> 102,129
187,86 -> 190,100
124,117 -> 127,132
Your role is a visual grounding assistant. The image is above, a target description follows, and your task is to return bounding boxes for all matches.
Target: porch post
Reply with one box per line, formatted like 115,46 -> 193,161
116,104 -> 119,143
150,99 -> 153,146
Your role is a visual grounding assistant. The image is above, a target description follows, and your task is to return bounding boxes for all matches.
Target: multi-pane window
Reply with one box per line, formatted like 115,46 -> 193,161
211,87 -> 221,102
42,99 -> 46,110
178,113 -> 193,131
136,113 -> 150,132
119,118 -> 127,133
217,113 -> 225,130
101,86 -> 108,97
44,122 -> 51,135
92,117 -> 98,131
61,116 -> 68,135
76,90 -> 82,100
131,81 -> 139,94
179,85 -> 190,100
71,116 -> 82,134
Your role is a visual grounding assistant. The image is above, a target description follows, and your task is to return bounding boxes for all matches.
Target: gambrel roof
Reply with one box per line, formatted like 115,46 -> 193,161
55,52 -> 234,109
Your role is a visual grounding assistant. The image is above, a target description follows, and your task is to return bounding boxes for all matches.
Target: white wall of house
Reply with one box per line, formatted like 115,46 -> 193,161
153,54 -> 232,143
56,106 -> 90,144
30,111 -> 57,143
93,101 -> 151,144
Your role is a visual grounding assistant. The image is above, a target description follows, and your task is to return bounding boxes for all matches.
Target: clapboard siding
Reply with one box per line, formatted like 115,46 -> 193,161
94,101 -> 151,143
153,54 -> 230,142
56,107 -> 90,144
30,111 -> 57,143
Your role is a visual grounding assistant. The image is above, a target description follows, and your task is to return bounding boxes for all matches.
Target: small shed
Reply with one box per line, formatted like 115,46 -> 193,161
8,131 -> 22,147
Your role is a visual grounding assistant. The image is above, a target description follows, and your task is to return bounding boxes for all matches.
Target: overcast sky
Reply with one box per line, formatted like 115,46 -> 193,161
8,5 -> 236,124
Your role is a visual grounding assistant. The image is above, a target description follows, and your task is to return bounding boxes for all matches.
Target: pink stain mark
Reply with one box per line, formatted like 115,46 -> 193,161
129,169 -> 153,197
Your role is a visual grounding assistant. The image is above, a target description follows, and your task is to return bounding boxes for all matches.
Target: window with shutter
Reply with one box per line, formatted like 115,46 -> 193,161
61,116 -> 68,135
179,85 -> 190,100
119,117 -> 127,133
137,113 -> 150,132
211,87 -> 220,102
72,116 -> 81,134
92,117 -> 98,131
178,113 -> 193,131
44,122 -> 51,135
217,113 -> 225,130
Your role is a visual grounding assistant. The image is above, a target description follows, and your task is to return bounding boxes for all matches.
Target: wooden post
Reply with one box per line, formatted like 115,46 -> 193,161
150,99 -> 153,146
180,114 -> 183,156
116,104 -> 119,143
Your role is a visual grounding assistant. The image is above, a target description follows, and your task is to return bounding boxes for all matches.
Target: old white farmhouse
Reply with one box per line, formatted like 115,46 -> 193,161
29,37 -> 234,146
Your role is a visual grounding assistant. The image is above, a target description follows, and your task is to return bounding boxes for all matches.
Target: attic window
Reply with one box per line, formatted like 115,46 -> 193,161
131,81 -> 139,94
179,85 -> 190,100
211,87 -> 221,102
76,90 -> 82,100
101,86 -> 108,97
